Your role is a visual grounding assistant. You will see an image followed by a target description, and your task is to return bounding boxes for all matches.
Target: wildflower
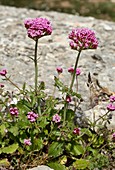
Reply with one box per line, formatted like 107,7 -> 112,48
73,128 -> 80,135
66,95 -> 72,103
0,84 -> 4,88
27,111 -> 38,123
69,28 -> 98,51
56,67 -> 63,74
107,103 -> 115,111
24,18 -> 52,40
112,132 -> 115,142
68,67 -> 74,73
0,69 -> 7,76
9,107 -> 19,116
52,114 -> 61,123
76,68 -> 81,75
24,139 -> 32,146
110,95 -> 115,102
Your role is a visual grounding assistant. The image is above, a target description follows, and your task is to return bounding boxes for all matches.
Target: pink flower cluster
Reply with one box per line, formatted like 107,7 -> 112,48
76,68 -> 81,75
0,84 -> 4,88
9,107 -> 19,116
52,114 -> 61,123
112,132 -> 115,142
107,103 -> 115,111
107,95 -> 115,111
73,128 -> 80,135
56,67 -> 63,74
0,69 -> 7,76
24,18 -> 52,40
69,28 -> 98,51
110,95 -> 115,102
27,111 -> 38,122
24,139 -> 32,146
68,67 -> 81,75
66,95 -> 72,103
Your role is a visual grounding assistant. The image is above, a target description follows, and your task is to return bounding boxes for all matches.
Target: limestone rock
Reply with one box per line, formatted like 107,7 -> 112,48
28,165 -> 54,170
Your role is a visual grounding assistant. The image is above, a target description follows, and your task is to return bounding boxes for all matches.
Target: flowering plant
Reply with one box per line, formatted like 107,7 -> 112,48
0,18 -> 115,170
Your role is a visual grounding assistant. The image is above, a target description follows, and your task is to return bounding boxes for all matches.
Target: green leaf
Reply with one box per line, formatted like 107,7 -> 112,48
48,142 -> 64,158
22,82 -> 26,91
39,116 -> 49,129
73,159 -> 90,169
0,159 -> 10,167
72,144 -> 84,156
48,162 -> 66,170
87,147 -> 98,156
66,143 -> 84,156
35,138 -> 43,151
1,143 -> 19,154
0,124 -> 6,137
66,109 -> 75,121
38,81 -> 45,90
71,91 -> 81,98
81,128 -> 92,137
54,76 -> 64,88
9,126 -> 19,136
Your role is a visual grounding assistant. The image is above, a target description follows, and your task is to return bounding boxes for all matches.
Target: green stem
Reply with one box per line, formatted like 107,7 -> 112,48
95,110 -> 110,124
5,76 -> 21,91
34,39 -> 38,95
63,102 -> 67,126
69,50 -> 81,91
37,98 -> 41,116
63,50 -> 81,126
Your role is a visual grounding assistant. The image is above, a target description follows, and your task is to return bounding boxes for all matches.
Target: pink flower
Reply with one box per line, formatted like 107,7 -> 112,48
24,139 -> 32,146
112,132 -> 115,142
24,18 -> 52,40
66,95 -> 72,103
76,68 -> 81,75
9,107 -> 19,116
0,69 -> 7,76
107,103 -> 115,111
73,128 -> 80,135
68,67 -> 74,73
69,28 -> 98,51
52,114 -> 61,123
56,67 -> 63,74
110,95 -> 115,102
0,84 -> 4,88
27,111 -> 38,122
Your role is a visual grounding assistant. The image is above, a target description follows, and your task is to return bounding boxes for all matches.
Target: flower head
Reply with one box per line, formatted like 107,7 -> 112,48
73,128 -> 80,135
24,18 -> 52,40
9,107 -> 19,116
0,84 -> 4,88
66,95 -> 72,103
76,68 -> 81,75
52,114 -> 61,123
27,111 -> 38,123
56,67 -> 63,74
110,95 -> 115,102
107,103 -> 115,111
24,139 -> 32,146
68,67 -> 74,74
112,132 -> 115,142
69,28 -> 98,51
0,69 -> 7,76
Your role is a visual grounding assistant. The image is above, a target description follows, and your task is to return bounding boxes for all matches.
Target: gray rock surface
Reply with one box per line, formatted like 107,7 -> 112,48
0,5 -> 115,127
28,165 -> 53,170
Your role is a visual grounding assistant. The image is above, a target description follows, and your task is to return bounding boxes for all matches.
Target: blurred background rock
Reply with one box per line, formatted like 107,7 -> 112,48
0,0 -> 115,21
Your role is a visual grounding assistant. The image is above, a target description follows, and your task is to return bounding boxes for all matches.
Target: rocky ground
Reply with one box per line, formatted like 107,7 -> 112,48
0,5 -> 115,170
